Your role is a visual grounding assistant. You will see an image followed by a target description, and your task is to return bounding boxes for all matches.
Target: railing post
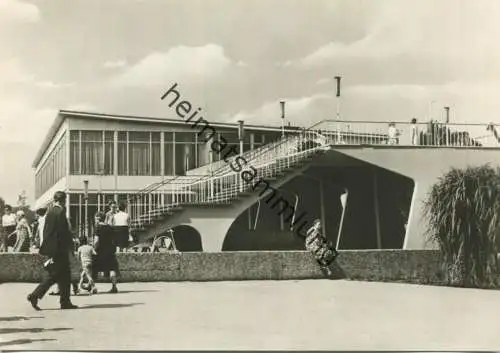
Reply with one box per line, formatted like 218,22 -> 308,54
238,120 -> 245,193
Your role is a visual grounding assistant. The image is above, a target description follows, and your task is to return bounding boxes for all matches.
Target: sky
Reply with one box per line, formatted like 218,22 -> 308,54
1,0 -> 500,205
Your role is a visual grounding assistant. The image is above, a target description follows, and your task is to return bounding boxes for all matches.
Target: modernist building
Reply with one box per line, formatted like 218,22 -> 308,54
33,110 -> 287,238
34,110 -> 500,252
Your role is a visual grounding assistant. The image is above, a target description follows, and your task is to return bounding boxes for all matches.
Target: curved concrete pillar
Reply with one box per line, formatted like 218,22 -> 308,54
180,216 -> 234,252
141,165 -> 310,252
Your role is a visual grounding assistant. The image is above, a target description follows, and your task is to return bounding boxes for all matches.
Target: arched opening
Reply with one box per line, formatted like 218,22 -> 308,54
170,225 -> 203,252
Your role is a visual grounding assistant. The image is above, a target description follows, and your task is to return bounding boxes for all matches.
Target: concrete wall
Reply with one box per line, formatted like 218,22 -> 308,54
328,146 -> 500,250
0,250 -> 443,285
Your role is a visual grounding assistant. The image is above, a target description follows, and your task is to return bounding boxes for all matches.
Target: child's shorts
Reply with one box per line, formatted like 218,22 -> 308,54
82,262 -> 93,273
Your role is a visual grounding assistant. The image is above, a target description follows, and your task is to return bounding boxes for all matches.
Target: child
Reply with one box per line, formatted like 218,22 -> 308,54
77,237 -> 97,294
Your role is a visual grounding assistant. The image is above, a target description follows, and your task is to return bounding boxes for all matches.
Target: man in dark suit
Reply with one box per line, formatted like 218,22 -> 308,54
27,191 -> 78,310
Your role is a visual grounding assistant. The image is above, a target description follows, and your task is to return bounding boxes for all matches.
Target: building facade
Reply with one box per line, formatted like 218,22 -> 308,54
33,110 -> 286,237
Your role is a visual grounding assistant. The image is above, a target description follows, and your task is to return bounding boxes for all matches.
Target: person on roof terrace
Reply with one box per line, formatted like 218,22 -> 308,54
410,118 -> 419,145
388,123 -> 400,145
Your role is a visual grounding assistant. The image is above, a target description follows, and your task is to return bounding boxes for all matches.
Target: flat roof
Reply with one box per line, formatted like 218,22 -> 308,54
32,110 -> 290,168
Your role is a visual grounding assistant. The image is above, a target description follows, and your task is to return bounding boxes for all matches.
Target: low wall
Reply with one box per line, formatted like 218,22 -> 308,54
0,250 -> 444,285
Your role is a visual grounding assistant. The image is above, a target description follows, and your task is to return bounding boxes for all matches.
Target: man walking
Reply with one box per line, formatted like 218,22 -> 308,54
27,191 -> 78,310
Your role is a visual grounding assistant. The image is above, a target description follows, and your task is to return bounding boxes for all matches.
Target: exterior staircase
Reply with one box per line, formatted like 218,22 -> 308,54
128,130 -> 329,242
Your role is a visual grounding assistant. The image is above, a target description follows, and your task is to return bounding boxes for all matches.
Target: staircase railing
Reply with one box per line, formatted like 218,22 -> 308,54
308,119 -> 500,147
128,128 -> 315,228
130,130 -> 329,230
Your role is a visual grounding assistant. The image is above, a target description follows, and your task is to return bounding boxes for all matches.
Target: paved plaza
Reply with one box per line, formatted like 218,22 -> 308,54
0,279 -> 499,350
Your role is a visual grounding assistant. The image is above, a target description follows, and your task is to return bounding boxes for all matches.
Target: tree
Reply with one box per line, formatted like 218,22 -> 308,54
17,190 -> 27,208
0,197 -> 5,216
424,165 -> 500,288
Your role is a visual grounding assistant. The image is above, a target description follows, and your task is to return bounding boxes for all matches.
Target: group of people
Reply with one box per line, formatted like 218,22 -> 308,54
21,190 -> 338,311
0,205 -> 37,252
387,119 -> 420,145
26,192 -> 131,311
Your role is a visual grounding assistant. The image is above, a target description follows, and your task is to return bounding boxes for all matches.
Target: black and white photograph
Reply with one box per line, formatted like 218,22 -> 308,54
0,0 -> 500,350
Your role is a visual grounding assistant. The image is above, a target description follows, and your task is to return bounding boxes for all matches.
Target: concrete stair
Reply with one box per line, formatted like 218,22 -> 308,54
129,133 -> 329,242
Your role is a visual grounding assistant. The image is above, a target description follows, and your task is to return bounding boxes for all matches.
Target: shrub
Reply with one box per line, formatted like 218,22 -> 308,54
424,165 -> 500,288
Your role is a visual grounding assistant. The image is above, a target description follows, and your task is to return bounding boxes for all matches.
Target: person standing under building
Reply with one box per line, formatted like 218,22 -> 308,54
27,191 -> 78,310
105,200 -> 118,226
1,205 -> 17,252
93,211 -> 119,293
113,202 -> 130,252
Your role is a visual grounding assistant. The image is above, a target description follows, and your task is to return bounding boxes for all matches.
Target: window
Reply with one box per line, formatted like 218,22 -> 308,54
118,131 -> 127,175
104,131 -> 114,174
164,132 -> 174,175
174,132 -> 196,175
117,131 -> 162,176
70,130 -> 115,175
151,132 -> 161,176
81,131 -> 103,174
70,131 -> 79,174
35,133 -> 67,198
129,132 -> 150,176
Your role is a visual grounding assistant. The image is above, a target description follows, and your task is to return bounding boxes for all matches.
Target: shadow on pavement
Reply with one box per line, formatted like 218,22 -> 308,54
0,338 -> 56,347
100,290 -> 160,294
81,302 -> 144,309
0,316 -> 43,322
0,327 -> 72,334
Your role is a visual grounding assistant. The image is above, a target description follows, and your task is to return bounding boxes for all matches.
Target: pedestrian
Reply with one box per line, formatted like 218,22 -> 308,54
1,205 -> 17,252
13,210 -> 32,252
105,200 -> 118,226
93,211 -> 120,293
77,236 -> 97,294
27,191 -> 78,310
303,219 -> 339,276
113,201 -> 130,252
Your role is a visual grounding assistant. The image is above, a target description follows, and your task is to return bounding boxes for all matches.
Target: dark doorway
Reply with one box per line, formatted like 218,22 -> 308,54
171,225 -> 202,252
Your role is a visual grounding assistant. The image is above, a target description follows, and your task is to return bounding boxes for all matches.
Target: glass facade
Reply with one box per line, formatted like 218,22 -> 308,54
67,129 -> 279,177
37,127 -> 281,202
70,130 -> 114,175
35,133 -> 67,198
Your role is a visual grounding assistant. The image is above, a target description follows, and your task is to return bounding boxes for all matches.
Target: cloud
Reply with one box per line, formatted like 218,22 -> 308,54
63,103 -> 98,112
35,81 -> 74,89
0,0 -> 40,24
111,44 -> 232,87
346,82 -> 500,102
0,101 -> 56,144
229,92 -> 332,125
103,59 -> 127,69
0,58 -> 34,84
0,59 -> 75,91
287,0 -> 500,79
316,78 -> 331,85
